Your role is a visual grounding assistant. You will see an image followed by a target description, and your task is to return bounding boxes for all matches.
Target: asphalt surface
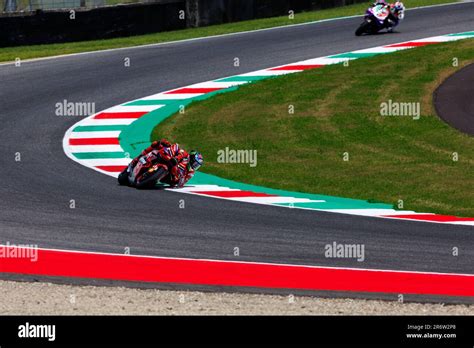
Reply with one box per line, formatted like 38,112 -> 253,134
0,3 -> 473,297
434,62 -> 474,135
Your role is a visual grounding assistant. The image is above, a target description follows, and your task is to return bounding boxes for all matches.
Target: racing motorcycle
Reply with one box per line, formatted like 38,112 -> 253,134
118,150 -> 170,189
355,3 -> 403,36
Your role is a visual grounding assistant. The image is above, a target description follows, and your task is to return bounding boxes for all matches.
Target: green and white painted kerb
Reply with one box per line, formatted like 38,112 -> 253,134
63,31 -> 474,226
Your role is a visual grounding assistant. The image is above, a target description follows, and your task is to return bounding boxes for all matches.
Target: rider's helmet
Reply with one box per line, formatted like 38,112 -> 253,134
188,151 -> 204,171
391,1 -> 405,19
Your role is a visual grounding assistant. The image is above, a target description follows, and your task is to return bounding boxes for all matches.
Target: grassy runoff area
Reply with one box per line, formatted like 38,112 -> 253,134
0,0 -> 458,62
153,39 -> 474,217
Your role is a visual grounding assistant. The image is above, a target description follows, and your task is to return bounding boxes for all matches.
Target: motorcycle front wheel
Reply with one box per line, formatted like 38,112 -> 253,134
135,167 -> 168,189
118,167 -> 130,186
355,21 -> 371,36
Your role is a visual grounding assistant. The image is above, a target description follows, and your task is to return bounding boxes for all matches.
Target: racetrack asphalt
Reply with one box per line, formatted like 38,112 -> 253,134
434,62 -> 474,136
0,2 -> 473,300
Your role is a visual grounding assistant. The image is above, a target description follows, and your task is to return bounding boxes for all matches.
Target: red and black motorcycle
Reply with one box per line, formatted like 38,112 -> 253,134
118,150 -> 170,189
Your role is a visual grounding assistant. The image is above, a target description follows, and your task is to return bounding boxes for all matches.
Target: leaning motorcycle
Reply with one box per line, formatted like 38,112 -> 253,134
118,150 -> 170,189
355,4 -> 392,36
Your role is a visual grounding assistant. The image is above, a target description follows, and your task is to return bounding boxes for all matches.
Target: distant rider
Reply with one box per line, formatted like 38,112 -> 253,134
372,1 -> 405,32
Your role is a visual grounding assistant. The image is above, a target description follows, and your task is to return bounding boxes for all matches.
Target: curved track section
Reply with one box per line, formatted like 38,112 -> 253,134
434,62 -> 474,136
1,2 -> 474,301
63,31 -> 474,225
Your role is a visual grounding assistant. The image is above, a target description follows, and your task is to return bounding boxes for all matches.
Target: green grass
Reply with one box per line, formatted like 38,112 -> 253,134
153,38 -> 474,217
0,0 -> 457,62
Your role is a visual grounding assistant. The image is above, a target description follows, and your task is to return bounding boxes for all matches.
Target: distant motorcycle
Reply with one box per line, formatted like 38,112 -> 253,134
355,3 -> 404,36
118,150 -> 170,189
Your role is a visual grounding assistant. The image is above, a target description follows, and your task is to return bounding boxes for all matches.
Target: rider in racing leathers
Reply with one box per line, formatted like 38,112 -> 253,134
160,148 -> 204,188
119,139 -> 204,188
129,138 -> 172,167
372,1 -> 405,32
